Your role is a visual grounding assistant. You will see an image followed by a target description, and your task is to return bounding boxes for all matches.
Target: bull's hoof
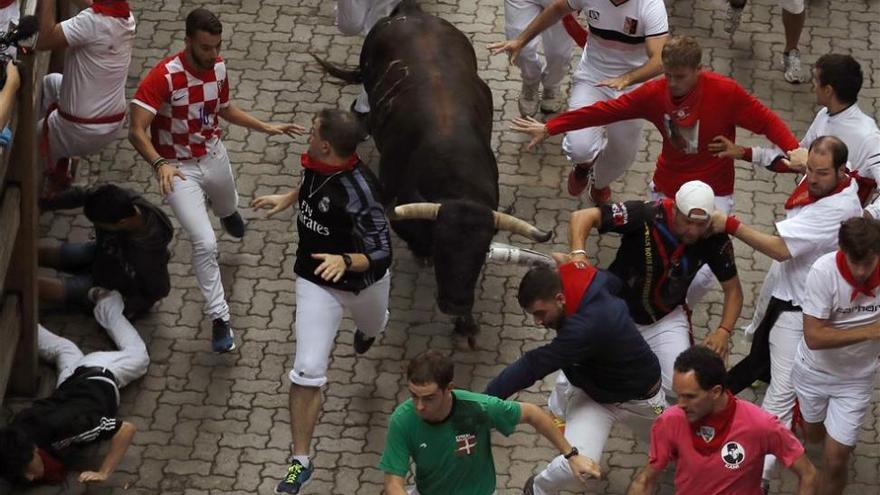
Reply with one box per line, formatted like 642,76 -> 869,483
453,316 -> 479,350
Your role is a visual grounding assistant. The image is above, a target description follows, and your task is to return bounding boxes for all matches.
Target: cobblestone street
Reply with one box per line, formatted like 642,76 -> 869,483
6,0 -> 880,493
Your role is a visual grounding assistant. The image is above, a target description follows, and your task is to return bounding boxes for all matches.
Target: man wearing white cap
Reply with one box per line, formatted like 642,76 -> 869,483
564,180 -> 743,400
712,136 -> 862,488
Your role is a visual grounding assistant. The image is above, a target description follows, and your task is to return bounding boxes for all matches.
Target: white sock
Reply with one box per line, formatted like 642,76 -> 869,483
292,455 -> 310,468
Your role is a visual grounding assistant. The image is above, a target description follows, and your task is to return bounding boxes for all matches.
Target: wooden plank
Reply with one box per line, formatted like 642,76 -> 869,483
0,186 -> 21,294
0,295 -> 22,407
5,6 -> 48,394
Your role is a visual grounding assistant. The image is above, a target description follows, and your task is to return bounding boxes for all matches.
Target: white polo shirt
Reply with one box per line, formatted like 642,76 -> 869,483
753,105 -> 880,215
568,0 -> 668,81
798,251 -> 880,378
59,8 -> 135,119
771,179 -> 862,307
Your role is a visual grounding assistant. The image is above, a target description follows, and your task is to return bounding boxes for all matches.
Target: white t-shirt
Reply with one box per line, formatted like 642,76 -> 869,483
752,105 -> 880,215
798,251 -> 880,378
59,8 -> 135,119
771,179 -> 862,306
568,0 -> 668,81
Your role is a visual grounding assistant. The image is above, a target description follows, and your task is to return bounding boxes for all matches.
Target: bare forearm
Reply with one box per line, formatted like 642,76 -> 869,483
626,469 -> 657,495
569,208 -> 601,252
219,105 -> 268,132
522,403 -> 572,455
618,57 -> 664,87
719,284 -> 743,332
795,469 -> 817,495
384,476 -> 408,495
517,0 -> 573,46
98,422 -> 135,477
805,320 -> 879,350
731,223 -> 791,261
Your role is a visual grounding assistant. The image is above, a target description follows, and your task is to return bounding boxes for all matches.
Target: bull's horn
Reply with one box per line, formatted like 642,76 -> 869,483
493,211 -> 553,242
390,203 -> 442,221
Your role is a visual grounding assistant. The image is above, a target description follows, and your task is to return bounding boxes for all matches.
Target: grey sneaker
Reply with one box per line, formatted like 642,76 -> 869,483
518,82 -> 539,117
540,86 -> 563,114
522,474 -> 536,495
723,5 -> 744,35
783,49 -> 805,84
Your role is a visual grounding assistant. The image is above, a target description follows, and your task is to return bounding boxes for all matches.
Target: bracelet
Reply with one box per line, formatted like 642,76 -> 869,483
150,156 -> 169,172
725,216 -> 741,236
569,249 -> 588,257
718,325 -> 732,335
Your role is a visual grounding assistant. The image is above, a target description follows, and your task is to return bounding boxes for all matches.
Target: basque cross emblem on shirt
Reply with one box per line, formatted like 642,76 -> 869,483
455,433 -> 477,456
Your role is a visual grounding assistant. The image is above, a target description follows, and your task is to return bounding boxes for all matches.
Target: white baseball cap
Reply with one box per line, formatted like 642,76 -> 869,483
675,180 -> 715,220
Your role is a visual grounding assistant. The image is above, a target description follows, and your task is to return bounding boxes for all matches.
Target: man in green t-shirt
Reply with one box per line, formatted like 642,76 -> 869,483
379,350 -> 601,495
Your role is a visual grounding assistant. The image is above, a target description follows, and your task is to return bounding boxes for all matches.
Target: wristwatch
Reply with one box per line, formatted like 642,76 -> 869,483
564,447 -> 579,459
341,253 -> 352,268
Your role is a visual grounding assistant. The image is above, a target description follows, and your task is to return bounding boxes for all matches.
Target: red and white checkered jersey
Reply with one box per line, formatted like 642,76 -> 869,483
132,51 -> 230,161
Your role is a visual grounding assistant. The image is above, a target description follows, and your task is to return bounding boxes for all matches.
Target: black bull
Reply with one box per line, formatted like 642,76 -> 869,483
315,0 -> 551,345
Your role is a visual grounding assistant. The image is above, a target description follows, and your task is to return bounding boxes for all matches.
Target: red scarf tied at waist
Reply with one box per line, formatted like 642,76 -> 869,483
784,174 -> 851,210
300,153 -> 358,175
36,448 -> 67,484
691,391 -> 737,455
91,0 -> 131,18
836,250 -> 880,302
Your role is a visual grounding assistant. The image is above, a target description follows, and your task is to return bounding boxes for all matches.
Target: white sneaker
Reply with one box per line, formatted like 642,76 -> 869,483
540,86 -> 564,114
518,82 -> 539,117
723,5 -> 744,35
783,49 -> 805,84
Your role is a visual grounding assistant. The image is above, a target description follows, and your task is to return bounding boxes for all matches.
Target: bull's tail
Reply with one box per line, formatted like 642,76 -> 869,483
310,53 -> 363,85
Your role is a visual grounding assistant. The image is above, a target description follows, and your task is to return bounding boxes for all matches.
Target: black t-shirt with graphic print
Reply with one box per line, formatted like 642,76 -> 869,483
598,200 -> 737,325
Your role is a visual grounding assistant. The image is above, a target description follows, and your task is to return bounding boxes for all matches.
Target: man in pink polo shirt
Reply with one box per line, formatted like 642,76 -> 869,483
627,346 -> 817,495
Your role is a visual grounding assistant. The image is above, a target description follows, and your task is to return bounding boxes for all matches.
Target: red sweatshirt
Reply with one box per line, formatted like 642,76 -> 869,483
546,71 -> 799,197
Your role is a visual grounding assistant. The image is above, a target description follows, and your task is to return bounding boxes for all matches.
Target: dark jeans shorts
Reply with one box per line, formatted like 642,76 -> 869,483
58,241 -> 97,305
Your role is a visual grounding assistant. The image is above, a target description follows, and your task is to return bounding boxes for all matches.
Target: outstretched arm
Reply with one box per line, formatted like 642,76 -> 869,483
488,0 -> 574,63
217,105 -> 305,137
78,421 -> 136,483
519,402 -> 601,483
627,465 -> 663,495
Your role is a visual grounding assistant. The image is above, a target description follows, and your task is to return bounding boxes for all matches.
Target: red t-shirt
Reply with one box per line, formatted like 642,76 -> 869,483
546,71 -> 799,197
132,51 -> 230,161
648,400 -> 804,495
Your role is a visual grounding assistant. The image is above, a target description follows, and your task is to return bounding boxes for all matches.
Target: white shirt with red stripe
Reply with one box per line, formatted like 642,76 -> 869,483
567,0 -> 668,81
59,8 -> 135,120
771,179 -> 862,307
132,51 -> 230,161
798,251 -> 880,379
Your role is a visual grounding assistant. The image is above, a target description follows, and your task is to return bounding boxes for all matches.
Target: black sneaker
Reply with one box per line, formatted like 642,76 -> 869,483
353,329 -> 375,354
221,211 -> 245,238
522,474 -> 536,495
212,318 -> 236,353
275,459 -> 314,494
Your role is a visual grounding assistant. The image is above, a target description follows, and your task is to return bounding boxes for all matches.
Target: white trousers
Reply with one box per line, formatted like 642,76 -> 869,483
792,359 -> 875,448
290,273 -> 391,387
636,306 -> 691,399
562,77 -> 643,189
38,291 -> 149,389
760,310 -> 803,479
504,0 -> 574,90
535,375 -> 665,494
166,142 -> 239,321
40,73 -> 126,165
650,186 -> 735,308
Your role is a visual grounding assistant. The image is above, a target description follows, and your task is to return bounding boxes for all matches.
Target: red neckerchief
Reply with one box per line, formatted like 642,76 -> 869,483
691,391 -> 738,455
849,170 -> 876,206
835,250 -> 880,302
36,448 -> 67,484
0,0 -> 16,9
300,153 -> 358,175
784,174 -> 851,210
559,260 -> 598,316
663,73 -> 703,129
647,200 -> 688,314
91,0 -> 131,18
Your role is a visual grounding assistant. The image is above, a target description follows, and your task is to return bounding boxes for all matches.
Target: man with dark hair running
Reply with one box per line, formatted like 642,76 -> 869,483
252,109 -> 391,494
380,350 -> 600,495
792,217 -> 880,494
38,184 -> 173,318
627,346 -> 817,495
129,7 -> 304,352
485,261 -> 663,494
